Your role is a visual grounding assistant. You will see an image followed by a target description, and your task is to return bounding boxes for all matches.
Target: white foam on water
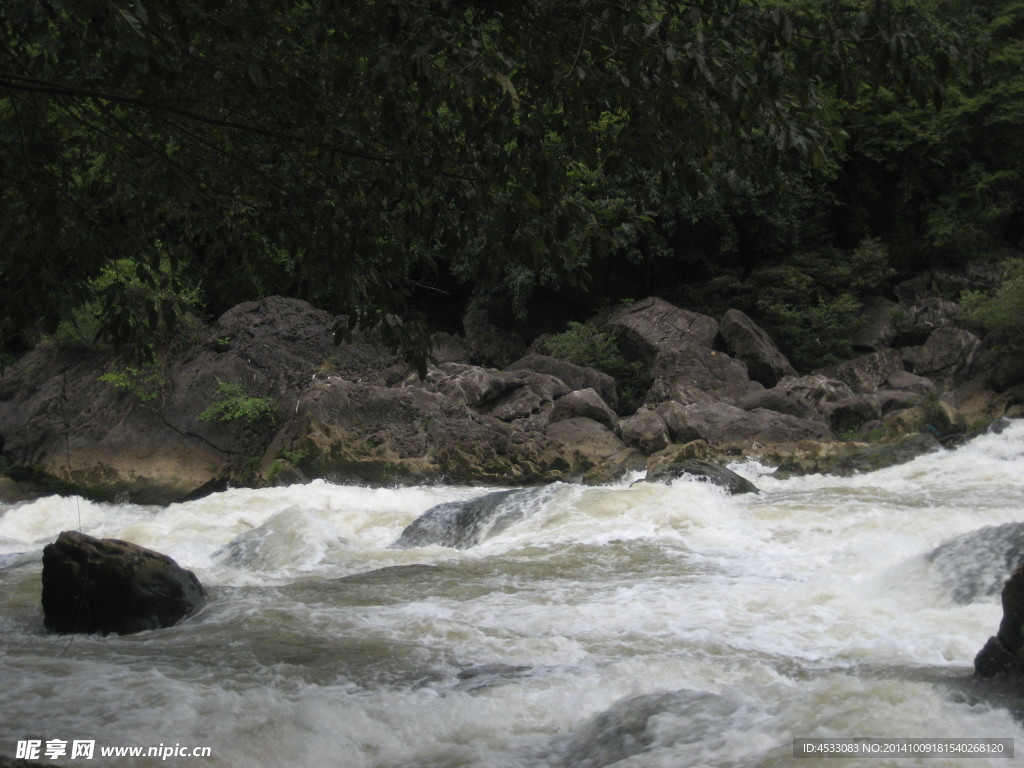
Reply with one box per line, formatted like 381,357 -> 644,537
4,423 -> 1024,765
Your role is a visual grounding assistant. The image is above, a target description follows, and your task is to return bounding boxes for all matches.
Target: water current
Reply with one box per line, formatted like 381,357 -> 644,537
4,422 -> 1024,766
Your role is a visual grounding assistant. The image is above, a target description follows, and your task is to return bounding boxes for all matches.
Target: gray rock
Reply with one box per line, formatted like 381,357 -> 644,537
818,349 -> 904,394
545,417 -> 643,480
849,295 -> 899,351
766,432 -> 941,477
970,339 -> 1024,394
927,522 -> 1024,604
42,530 -> 206,635
828,395 -> 882,434
655,401 -> 700,443
719,308 -> 797,387
644,380 -> 718,408
505,354 -> 618,412
884,369 -> 935,393
902,327 -> 980,381
391,489 -> 530,549
738,375 -> 855,422
618,409 -> 671,454
738,387 -> 816,419
550,389 -> 618,430
893,272 -> 934,305
604,297 -> 719,363
892,296 -> 962,345
0,296 -> 347,503
875,389 -> 921,414
661,401 -> 832,447
267,375 -> 581,486
557,690 -> 743,768
429,332 -> 471,365
408,363 -> 569,423
649,348 -> 752,404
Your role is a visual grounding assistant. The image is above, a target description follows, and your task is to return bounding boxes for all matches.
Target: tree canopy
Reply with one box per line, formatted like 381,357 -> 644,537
0,0 -> 988,369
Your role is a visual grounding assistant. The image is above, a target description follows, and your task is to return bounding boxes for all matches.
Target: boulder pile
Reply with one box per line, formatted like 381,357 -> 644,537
0,274 -> 1020,503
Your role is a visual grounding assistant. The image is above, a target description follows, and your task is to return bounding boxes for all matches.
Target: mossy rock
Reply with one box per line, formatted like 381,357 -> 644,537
763,432 -> 942,477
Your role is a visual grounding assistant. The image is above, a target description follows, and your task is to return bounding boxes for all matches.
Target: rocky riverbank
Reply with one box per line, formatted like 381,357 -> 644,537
1,277 -> 1021,504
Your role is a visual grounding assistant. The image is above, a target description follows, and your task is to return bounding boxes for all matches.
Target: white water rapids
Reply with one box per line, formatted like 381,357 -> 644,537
3,423 -> 1024,767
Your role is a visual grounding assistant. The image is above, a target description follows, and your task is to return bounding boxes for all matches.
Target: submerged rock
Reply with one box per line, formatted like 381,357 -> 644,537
391,488 -> 546,549
556,690 -> 745,768
644,458 -> 759,495
41,530 -> 206,635
926,522 -> 1024,604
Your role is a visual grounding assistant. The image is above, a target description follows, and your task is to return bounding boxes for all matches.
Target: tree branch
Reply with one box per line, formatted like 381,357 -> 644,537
0,73 -> 394,165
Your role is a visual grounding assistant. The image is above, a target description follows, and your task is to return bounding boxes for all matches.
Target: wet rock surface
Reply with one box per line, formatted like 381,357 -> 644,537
41,530 -> 206,635
975,563 -> 1024,679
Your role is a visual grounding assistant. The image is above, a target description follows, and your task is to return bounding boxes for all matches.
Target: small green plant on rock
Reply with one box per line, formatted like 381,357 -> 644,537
198,382 -> 275,424
545,321 -> 651,414
99,364 -> 164,404
962,259 -> 1024,339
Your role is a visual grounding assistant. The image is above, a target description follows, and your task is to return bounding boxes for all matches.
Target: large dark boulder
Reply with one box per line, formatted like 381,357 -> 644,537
827,395 -> 882,434
718,308 -> 797,387
884,369 -> 935,393
556,690 -> 740,768
0,345 -> 230,504
975,563 -> 1024,678
265,374 -> 602,486
42,531 -> 206,635
970,333 -> 1024,394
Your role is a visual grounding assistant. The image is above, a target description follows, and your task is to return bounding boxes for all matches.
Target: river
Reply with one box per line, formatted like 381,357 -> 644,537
3,423 -> 1024,767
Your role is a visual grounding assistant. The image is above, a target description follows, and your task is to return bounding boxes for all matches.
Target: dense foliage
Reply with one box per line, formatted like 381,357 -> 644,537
1,0 -> 1016,371
543,320 -> 651,414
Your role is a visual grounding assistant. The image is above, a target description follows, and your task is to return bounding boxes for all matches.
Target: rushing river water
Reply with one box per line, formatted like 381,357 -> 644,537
4,423 -> 1024,767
